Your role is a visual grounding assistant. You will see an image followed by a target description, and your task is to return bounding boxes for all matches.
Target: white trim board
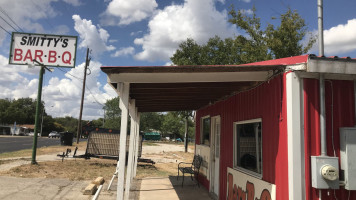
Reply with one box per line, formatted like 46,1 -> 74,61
108,71 -> 272,83
286,72 -> 305,200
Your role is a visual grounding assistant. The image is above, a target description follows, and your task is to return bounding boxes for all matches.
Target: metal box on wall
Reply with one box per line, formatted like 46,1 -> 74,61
340,127 -> 356,190
311,156 -> 339,189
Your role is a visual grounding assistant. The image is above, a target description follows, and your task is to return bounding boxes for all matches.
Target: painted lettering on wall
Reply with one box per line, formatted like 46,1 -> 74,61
227,173 -> 271,200
226,168 -> 276,200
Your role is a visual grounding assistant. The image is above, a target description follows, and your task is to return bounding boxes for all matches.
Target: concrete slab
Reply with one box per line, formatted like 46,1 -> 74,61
0,176 -> 117,200
139,176 -> 213,200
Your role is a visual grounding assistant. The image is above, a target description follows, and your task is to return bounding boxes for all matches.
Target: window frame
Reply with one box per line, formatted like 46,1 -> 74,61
200,115 -> 211,146
233,118 -> 263,179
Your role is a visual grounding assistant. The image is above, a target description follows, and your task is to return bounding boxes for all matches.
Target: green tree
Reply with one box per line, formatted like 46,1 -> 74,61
161,111 -> 195,144
171,36 -> 243,65
229,6 -> 271,62
161,112 -> 184,139
103,97 -> 121,130
0,99 -> 11,124
41,115 -> 56,136
91,118 -> 104,127
265,8 -> 316,58
54,116 -> 78,133
171,8 -> 315,65
229,6 -> 316,60
0,98 -> 43,125
174,111 -> 194,152
139,112 -> 163,132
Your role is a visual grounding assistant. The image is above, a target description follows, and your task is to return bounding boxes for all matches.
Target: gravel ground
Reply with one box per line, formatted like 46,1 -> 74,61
0,142 -> 196,200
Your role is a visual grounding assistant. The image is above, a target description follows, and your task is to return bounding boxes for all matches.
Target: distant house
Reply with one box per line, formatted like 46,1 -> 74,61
0,125 -> 12,135
17,124 -> 35,135
0,124 -> 34,135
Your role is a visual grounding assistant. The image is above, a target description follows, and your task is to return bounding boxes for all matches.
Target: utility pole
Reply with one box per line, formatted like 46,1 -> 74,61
76,48 -> 90,143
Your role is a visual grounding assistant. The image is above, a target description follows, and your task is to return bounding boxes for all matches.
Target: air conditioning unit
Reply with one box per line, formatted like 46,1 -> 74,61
340,127 -> 356,190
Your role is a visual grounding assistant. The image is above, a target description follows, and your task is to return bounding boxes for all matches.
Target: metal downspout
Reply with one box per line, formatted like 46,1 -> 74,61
318,0 -> 326,156
318,1 -> 325,199
320,74 -> 327,156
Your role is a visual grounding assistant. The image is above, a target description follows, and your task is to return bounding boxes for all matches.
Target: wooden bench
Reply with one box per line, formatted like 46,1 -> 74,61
177,154 -> 203,187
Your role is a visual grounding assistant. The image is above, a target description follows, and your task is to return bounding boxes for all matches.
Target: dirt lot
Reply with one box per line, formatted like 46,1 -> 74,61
0,141 -> 195,181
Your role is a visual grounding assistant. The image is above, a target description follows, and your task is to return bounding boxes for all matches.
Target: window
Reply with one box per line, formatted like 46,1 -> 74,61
234,119 -> 262,177
201,116 -> 210,146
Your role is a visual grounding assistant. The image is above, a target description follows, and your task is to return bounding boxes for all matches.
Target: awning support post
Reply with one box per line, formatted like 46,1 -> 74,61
133,112 -> 140,177
124,99 -> 137,200
116,83 -> 130,200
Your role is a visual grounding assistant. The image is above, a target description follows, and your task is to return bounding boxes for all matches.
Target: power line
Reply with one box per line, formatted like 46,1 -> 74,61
0,14 -> 18,32
0,6 -> 23,32
0,24 -> 11,35
56,67 -> 104,107
86,85 -> 104,106
56,67 -> 83,81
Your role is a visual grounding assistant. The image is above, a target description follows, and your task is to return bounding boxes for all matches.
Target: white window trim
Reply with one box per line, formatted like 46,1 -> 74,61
233,118 -> 263,179
200,115 -> 210,146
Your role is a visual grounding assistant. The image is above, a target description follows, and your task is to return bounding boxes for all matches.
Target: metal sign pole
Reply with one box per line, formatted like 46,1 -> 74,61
31,64 -> 45,165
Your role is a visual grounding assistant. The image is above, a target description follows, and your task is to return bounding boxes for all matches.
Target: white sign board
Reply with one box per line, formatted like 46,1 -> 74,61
9,32 -> 77,68
226,167 -> 276,200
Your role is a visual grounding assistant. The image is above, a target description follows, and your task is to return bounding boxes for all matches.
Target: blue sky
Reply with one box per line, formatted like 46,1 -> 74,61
0,0 -> 355,120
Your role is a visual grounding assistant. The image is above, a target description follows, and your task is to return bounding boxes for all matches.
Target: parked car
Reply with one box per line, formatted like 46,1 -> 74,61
29,132 -> 40,136
48,131 -> 60,138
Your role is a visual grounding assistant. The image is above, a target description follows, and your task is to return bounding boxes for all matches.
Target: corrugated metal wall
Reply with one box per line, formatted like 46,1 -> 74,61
195,74 -> 289,200
304,79 -> 356,200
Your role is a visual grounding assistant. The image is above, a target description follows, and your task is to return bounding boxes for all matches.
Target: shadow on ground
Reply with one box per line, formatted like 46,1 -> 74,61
169,175 -> 213,200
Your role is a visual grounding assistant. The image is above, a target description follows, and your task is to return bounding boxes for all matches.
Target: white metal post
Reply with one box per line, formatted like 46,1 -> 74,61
286,72 -> 305,200
130,108 -> 138,181
133,113 -> 140,177
124,100 -> 136,200
117,83 -> 130,200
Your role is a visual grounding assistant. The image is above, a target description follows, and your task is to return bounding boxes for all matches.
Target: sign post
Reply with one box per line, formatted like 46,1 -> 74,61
9,32 -> 77,164
31,62 -> 45,164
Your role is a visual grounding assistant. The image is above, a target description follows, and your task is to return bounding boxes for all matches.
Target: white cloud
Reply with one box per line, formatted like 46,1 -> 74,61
111,47 -> 135,57
52,25 -> 70,35
130,31 -> 143,36
0,54 -> 41,99
134,0 -> 237,62
73,15 -> 116,58
324,19 -> 356,55
240,9 -> 253,15
240,0 -> 251,3
102,0 -> 158,25
0,52 -> 116,120
42,60 -> 116,120
63,0 -> 82,6
0,0 -> 59,45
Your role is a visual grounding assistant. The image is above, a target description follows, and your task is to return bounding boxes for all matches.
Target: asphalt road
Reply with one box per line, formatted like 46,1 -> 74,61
0,136 -> 63,153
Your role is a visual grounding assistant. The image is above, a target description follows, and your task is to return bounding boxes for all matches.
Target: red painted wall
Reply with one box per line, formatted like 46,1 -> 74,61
195,74 -> 289,200
304,79 -> 356,200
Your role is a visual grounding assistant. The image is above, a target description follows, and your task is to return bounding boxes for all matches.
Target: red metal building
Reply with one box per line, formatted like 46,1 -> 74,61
194,55 -> 356,200
101,54 -> 356,200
